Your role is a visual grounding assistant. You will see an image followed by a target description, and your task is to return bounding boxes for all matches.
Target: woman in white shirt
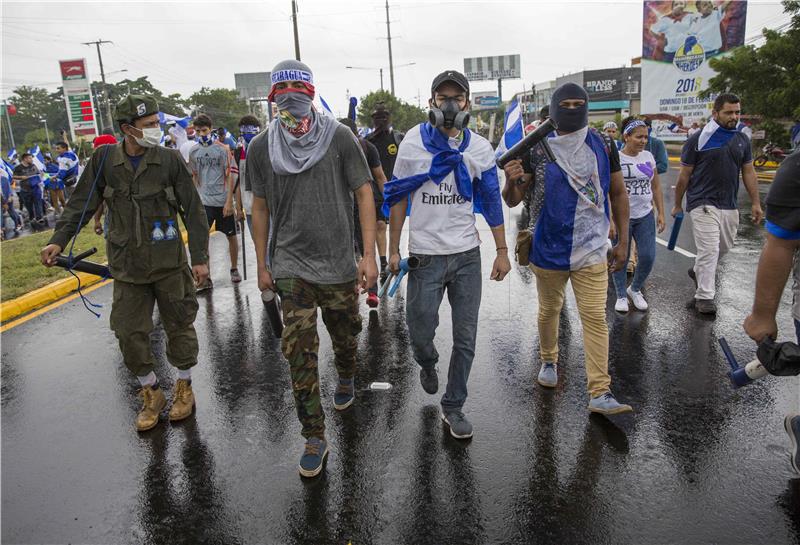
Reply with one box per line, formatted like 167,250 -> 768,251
613,118 -> 666,313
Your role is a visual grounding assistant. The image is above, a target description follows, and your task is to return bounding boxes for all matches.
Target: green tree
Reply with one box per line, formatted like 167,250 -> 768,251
703,0 -> 800,143
188,88 -> 249,130
22,128 -> 59,153
357,90 -> 427,133
100,76 -> 186,118
1,86 -> 68,154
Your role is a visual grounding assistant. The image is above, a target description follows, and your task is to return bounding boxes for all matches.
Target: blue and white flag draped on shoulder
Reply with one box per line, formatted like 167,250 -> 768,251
697,119 -> 739,151
494,97 -> 523,159
382,122 -> 504,227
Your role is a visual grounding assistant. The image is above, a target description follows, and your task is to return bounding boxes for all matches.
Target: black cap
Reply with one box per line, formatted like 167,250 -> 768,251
431,70 -> 469,96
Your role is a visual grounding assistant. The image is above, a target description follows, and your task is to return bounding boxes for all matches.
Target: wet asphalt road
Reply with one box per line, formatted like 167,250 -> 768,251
2,166 -> 799,545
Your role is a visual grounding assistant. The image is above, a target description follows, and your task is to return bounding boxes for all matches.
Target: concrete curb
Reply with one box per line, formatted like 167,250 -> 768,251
1,230 -> 193,324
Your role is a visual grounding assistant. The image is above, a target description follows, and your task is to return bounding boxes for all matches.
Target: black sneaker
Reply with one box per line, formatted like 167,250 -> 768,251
419,367 -> 438,394
695,298 -> 716,315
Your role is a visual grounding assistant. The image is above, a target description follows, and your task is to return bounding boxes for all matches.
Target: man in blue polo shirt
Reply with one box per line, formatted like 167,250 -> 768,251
502,82 -> 632,415
673,93 -> 763,315
53,141 -> 79,199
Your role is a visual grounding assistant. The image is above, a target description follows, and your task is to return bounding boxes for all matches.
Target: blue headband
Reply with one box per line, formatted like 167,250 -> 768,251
623,120 -> 647,135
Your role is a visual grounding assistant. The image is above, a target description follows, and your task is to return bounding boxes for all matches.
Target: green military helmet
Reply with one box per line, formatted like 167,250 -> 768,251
115,94 -> 159,124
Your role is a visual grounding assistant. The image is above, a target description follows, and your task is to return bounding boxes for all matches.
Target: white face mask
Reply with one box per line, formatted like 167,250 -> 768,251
131,126 -> 162,148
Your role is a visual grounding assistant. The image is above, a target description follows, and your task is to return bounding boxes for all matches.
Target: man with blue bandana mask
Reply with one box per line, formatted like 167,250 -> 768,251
502,82 -> 633,415
674,93 -> 762,315
248,59 -> 378,479
234,114 -> 261,236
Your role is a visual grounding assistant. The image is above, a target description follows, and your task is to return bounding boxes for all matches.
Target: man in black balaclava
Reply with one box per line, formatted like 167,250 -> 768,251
501,82 -> 633,415
366,103 -> 404,281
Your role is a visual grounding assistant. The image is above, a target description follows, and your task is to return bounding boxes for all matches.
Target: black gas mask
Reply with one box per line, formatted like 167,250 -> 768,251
429,98 -> 470,131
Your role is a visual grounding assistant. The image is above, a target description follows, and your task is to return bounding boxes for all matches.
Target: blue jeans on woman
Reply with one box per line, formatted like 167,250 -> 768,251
406,246 -> 482,411
613,210 -> 656,298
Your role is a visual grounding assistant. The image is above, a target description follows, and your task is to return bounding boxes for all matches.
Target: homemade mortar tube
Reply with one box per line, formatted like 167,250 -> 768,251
496,117 -> 558,169
387,256 -> 421,297
668,212 -> 684,251
261,289 -> 284,338
53,247 -> 112,279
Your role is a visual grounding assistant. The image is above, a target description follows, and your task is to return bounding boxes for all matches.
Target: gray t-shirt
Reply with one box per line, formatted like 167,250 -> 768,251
247,124 -> 370,284
189,143 -> 229,207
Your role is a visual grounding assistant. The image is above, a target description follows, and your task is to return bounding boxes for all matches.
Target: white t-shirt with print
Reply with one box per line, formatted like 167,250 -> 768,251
652,14 -> 692,53
394,125 -> 497,255
619,149 -> 657,220
690,9 -> 723,52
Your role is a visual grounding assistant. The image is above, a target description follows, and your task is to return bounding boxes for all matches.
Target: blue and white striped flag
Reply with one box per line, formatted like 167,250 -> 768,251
495,98 -> 523,159
319,95 -> 334,117
29,145 -> 46,172
158,112 -> 192,128
0,159 -> 14,180
6,148 -> 17,163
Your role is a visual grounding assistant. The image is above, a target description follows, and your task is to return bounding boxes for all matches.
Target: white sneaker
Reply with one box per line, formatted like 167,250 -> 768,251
615,297 -> 629,313
627,286 -> 648,311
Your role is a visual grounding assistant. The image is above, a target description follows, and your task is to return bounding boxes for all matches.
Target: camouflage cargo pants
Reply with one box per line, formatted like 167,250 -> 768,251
276,278 -> 362,439
109,267 -> 200,377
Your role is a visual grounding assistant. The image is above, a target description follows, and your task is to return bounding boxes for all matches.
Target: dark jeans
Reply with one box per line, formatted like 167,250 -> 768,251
612,210 -> 656,297
4,199 -> 21,227
406,246 -> 482,411
19,189 -> 43,221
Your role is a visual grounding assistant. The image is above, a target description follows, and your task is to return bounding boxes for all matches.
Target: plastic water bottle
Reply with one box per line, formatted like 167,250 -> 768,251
151,221 -> 165,242
164,220 -> 178,241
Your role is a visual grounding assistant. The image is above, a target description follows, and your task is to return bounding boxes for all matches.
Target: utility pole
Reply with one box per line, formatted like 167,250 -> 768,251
82,39 -> 113,133
385,0 -> 395,95
40,119 -> 52,150
292,0 -> 301,61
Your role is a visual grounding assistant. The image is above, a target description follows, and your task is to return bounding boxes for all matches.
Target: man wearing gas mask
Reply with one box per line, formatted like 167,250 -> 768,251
41,94 -> 210,432
385,70 -> 510,440
247,60 -> 378,478
502,83 -> 633,415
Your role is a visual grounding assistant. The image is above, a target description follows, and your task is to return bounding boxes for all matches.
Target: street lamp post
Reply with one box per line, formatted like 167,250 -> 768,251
40,119 -> 51,150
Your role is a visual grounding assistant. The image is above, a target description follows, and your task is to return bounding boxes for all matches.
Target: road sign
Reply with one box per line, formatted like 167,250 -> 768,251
463,55 -> 520,82
59,59 -> 98,141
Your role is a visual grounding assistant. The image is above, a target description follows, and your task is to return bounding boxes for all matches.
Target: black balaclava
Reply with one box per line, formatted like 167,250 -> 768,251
550,83 -> 589,134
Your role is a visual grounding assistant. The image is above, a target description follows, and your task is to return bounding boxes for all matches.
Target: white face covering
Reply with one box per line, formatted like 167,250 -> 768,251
130,126 -> 163,148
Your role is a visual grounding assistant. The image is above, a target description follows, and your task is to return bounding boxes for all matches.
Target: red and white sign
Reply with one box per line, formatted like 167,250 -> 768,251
58,58 -> 98,141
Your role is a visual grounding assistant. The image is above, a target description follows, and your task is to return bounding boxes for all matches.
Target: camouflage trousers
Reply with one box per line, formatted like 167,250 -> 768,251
276,278 -> 362,439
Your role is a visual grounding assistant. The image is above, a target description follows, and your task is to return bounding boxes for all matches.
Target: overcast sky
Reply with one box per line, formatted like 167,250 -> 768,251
1,0 -> 790,117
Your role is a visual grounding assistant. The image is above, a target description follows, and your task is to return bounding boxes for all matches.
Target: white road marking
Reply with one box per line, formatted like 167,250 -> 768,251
656,237 -> 696,258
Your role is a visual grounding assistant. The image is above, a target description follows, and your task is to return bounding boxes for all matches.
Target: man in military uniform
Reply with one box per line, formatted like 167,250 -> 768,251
41,95 -> 210,432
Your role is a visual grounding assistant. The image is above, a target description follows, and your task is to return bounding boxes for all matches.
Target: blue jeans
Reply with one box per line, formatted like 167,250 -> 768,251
406,246 -> 482,411
19,190 -> 43,221
612,210 -> 656,298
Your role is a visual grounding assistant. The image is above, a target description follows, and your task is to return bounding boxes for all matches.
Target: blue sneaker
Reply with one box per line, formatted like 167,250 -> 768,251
333,378 -> 355,410
298,437 -> 328,478
784,414 -> 800,475
441,410 -> 473,439
588,392 -> 633,415
537,362 -> 558,388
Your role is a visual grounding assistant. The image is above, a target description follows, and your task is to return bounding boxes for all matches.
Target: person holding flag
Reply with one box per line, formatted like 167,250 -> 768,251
385,70 -> 511,440
12,152 -> 45,227
53,141 -> 79,199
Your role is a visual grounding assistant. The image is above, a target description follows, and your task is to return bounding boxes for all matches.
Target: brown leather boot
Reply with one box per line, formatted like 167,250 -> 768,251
168,379 -> 195,421
136,385 -> 166,432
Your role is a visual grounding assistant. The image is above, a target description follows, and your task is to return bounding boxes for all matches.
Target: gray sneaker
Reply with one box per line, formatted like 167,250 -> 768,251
588,392 -> 633,415
695,298 -> 717,315
537,362 -> 558,388
419,367 -> 438,394
785,414 -> 800,475
441,410 -> 473,439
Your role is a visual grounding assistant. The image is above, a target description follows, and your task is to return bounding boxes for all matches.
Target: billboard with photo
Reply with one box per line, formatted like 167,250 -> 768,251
641,0 -> 747,141
463,55 -> 520,81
